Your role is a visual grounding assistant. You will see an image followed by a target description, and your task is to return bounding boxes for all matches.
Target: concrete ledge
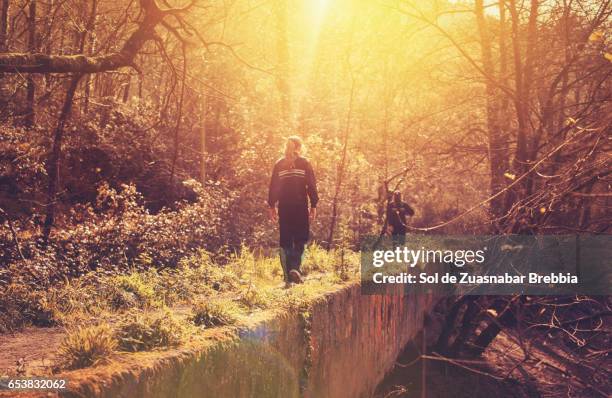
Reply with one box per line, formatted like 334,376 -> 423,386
14,283 -> 436,398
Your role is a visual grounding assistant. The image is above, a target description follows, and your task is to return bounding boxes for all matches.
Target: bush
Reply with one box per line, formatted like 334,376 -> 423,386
115,311 -> 185,352
57,324 -> 117,370
0,283 -> 55,332
177,250 -> 240,293
106,272 -> 160,310
44,274 -> 109,324
1,181 -> 231,288
191,300 -> 238,328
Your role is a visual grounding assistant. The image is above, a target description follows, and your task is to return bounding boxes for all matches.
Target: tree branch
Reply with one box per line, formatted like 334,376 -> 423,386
0,0 -> 192,73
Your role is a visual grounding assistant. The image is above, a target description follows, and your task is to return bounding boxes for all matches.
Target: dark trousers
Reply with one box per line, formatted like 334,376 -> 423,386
278,203 -> 309,280
391,230 -> 406,247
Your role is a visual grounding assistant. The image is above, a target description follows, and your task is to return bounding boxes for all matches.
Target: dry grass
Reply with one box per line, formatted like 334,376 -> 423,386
0,244 -> 359,373
115,311 -> 185,352
190,299 -> 240,328
57,324 -> 117,370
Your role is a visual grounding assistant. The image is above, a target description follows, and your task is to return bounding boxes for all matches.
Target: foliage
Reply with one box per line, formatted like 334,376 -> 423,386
0,283 -> 55,332
115,311 -> 185,352
0,242 -> 357,333
279,289 -> 310,313
301,243 -> 335,275
106,271 -> 161,310
0,182 -> 229,288
190,300 -> 239,328
302,243 -> 359,281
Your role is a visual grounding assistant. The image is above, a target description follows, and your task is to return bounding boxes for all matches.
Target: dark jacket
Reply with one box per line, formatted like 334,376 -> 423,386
268,156 -> 319,208
387,201 -> 414,234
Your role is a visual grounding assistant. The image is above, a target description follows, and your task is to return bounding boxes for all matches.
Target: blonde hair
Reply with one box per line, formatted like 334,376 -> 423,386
284,136 -> 303,160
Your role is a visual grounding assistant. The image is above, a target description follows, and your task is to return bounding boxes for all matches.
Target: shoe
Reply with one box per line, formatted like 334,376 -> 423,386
289,270 -> 303,284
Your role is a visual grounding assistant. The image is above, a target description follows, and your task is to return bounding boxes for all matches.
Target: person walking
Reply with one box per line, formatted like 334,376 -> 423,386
386,190 -> 414,246
268,136 -> 318,286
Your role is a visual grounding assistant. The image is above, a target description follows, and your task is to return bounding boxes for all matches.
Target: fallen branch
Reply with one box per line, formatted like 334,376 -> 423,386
396,352 -> 505,381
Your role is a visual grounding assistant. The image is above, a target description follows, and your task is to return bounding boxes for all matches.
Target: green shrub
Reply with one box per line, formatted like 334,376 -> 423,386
154,267 -> 205,305
115,311 -> 185,352
224,245 -> 286,282
334,243 -> 358,282
106,272 -> 160,309
225,245 -> 256,280
253,254 -> 281,280
57,324 -> 117,370
190,300 -> 238,328
178,251 -> 240,293
1,181 -> 231,287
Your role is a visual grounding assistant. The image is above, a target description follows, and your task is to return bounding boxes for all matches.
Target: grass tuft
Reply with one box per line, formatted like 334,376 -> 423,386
238,285 -> 272,310
57,324 -> 117,370
191,300 -> 239,328
107,272 -> 160,310
115,311 -> 185,352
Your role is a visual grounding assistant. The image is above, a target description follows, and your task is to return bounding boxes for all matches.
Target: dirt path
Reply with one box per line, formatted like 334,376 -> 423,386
0,327 -> 65,377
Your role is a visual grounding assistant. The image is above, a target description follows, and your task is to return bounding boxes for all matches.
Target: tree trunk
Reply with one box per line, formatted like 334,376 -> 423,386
469,298 -> 517,357
200,94 -> 207,184
24,0 -> 36,128
0,0 -> 8,52
434,296 -> 473,354
42,0 -> 55,95
273,0 -> 291,125
122,74 -> 131,102
0,0 -> 173,74
82,0 -> 98,113
498,0 -> 514,214
326,79 -> 355,249
475,0 -> 509,226
508,0 -> 539,185
0,0 -> 9,114
449,297 -> 482,356
169,47 -> 187,193
42,75 -> 82,243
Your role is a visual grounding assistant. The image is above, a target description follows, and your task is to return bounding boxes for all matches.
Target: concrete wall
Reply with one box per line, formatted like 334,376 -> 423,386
53,284 -> 436,398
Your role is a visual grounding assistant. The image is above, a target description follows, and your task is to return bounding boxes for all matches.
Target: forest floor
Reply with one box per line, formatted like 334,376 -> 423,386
0,326 -> 66,377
